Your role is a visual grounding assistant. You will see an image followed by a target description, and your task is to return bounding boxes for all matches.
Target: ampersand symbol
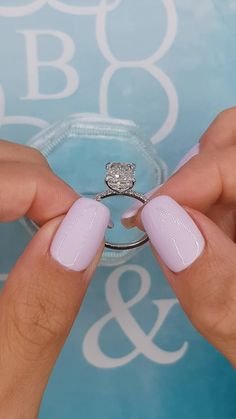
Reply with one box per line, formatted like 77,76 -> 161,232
83,264 -> 188,368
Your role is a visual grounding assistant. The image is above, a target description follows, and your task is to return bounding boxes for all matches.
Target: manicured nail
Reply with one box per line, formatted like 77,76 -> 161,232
141,195 -> 204,272
174,143 -> 199,173
121,185 -> 162,222
50,197 -> 110,271
122,144 -> 199,223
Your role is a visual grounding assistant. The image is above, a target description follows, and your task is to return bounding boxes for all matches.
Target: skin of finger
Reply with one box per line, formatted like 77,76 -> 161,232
0,139 -> 50,166
149,207 -> 236,367
205,203 -> 236,241
0,161 -> 78,224
0,216 -> 104,417
200,108 -> 236,151
130,145 -> 236,230
124,109 -> 236,229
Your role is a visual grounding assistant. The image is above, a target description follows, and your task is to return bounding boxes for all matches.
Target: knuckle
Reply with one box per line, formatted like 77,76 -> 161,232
199,302 -> 236,343
181,248 -> 236,342
18,144 -> 48,167
201,107 -> 236,148
6,282 -> 72,359
189,274 -> 236,341
28,147 -> 47,165
215,107 -> 236,123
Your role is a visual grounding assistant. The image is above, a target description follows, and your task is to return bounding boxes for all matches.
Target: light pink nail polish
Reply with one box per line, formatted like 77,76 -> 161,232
121,185 -> 162,221
50,197 -> 110,271
121,201 -> 143,221
141,195 -> 204,273
122,144 -> 199,222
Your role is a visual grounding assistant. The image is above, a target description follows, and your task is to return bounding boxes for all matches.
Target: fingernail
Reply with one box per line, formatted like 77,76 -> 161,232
141,195 -> 205,272
108,218 -> 114,229
50,197 -> 110,271
174,143 -> 199,173
121,185 -> 162,222
121,201 -> 143,221
122,144 -> 199,223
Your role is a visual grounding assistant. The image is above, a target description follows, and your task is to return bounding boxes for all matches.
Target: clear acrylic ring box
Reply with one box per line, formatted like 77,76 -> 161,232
21,113 -> 167,266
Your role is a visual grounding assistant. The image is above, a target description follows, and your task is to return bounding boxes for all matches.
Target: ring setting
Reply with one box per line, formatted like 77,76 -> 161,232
96,162 -> 149,250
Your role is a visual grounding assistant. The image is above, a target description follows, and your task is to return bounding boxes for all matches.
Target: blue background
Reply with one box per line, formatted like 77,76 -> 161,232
0,1 -> 236,418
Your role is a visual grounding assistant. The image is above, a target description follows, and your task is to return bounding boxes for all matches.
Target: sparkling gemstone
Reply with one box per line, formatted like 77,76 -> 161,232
105,162 -> 136,192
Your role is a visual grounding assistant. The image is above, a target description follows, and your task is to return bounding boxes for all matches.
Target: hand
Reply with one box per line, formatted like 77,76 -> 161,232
0,140 -> 109,418
124,108 -> 236,368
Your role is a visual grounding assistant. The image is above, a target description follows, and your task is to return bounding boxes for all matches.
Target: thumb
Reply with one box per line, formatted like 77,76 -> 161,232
0,198 -> 109,416
141,195 -> 236,366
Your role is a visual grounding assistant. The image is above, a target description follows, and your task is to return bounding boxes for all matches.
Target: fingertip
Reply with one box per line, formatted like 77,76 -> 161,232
49,198 -> 109,272
121,201 -> 143,226
121,215 -> 137,229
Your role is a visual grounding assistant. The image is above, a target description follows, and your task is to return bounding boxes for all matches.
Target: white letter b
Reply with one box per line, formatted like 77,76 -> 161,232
18,30 -> 79,100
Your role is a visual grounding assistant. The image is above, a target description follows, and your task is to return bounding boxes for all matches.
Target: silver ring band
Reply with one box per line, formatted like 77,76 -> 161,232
96,162 -> 149,250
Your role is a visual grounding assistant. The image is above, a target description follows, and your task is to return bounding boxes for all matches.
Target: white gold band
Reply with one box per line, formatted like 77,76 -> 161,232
96,162 -> 149,250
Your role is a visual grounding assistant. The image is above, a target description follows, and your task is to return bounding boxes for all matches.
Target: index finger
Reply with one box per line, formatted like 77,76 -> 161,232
160,108 -> 236,211
133,145 -> 236,228
200,107 -> 236,151
0,161 -> 78,224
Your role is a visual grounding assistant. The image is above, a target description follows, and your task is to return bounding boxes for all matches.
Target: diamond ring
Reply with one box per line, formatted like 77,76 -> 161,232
96,162 -> 149,250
